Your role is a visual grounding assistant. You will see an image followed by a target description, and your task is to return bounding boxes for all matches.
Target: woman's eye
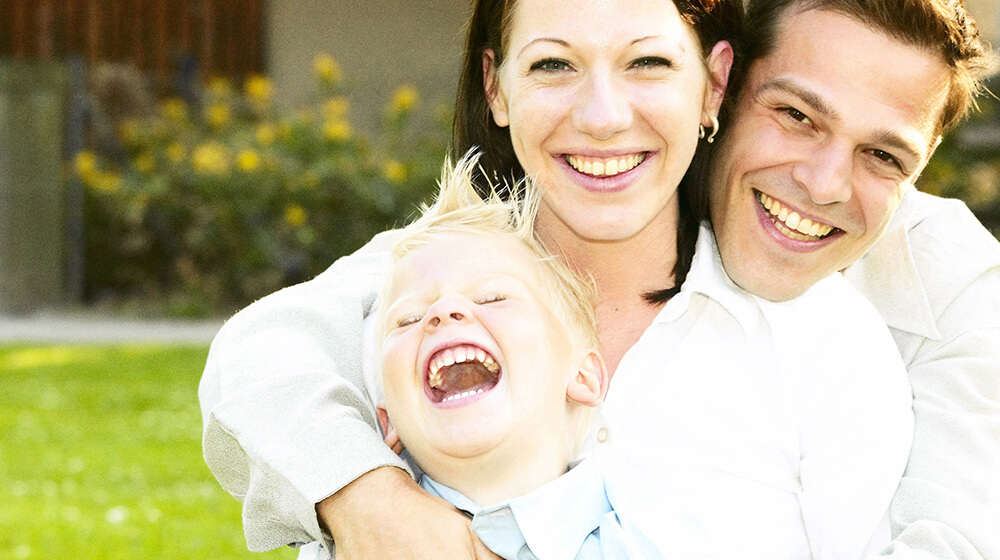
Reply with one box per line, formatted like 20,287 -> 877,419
476,294 -> 507,305
631,56 -> 672,69
530,58 -> 572,72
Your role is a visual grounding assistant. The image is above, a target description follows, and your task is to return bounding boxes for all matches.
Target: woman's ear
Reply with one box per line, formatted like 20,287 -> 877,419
703,40 -> 734,123
482,49 -> 510,127
566,350 -> 608,407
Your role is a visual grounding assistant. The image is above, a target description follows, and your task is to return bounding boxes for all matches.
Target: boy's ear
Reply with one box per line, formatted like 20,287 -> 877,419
376,403 -> 404,455
376,403 -> 392,436
566,350 -> 607,407
482,49 -> 510,127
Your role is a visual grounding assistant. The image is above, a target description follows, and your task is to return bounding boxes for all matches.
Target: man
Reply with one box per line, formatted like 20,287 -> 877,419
708,0 -> 1000,556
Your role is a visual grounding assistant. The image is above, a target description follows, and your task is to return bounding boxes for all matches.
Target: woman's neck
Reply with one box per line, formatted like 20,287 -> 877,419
537,212 -> 678,376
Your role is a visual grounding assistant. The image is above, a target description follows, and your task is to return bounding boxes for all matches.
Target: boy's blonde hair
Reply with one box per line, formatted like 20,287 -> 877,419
379,150 -> 600,355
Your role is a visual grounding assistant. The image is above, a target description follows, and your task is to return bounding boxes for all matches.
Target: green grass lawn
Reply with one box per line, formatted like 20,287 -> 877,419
0,344 -> 294,559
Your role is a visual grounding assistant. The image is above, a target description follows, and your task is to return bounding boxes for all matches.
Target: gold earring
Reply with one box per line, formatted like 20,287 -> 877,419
707,115 -> 720,144
698,124 -> 706,139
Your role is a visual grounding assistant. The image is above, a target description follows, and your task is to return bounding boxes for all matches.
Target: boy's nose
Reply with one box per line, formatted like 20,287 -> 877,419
423,298 -> 473,331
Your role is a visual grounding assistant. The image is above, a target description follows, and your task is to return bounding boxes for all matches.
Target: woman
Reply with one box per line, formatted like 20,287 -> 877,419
201,0 -> 910,558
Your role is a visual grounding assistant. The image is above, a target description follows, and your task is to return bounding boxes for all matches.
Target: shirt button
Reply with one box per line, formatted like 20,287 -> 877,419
596,428 -> 609,443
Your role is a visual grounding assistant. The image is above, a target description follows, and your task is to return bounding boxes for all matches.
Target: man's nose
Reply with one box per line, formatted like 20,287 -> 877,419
573,71 -> 633,141
791,142 -> 853,205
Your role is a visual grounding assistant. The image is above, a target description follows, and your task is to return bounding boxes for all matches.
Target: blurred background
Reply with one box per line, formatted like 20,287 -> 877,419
1,0 -> 999,558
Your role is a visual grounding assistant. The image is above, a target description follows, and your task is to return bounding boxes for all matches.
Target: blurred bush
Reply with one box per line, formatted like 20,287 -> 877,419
73,54 -> 450,317
919,81 -> 1000,225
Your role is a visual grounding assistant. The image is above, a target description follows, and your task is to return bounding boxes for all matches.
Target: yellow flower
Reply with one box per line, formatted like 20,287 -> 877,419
192,142 -> 230,175
256,123 -> 276,146
237,149 -> 261,173
322,119 -> 352,142
284,203 -> 308,227
383,160 -> 407,183
244,74 -> 273,107
207,77 -> 232,97
73,151 -> 98,178
313,53 -> 342,84
205,103 -> 231,129
321,97 -> 349,120
159,97 -> 188,121
89,171 -> 121,193
390,85 -> 419,114
166,142 -> 186,164
135,152 -> 156,174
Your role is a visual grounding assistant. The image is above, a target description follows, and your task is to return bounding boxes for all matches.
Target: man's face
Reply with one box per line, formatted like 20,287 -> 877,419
709,8 -> 950,301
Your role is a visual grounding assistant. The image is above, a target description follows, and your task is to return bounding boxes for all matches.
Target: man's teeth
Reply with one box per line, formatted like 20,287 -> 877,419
442,387 -> 487,402
566,153 -> 645,177
428,346 -> 499,389
757,192 -> 835,240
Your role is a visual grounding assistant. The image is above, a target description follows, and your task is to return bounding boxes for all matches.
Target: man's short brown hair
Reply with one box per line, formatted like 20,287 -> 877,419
741,0 -> 995,133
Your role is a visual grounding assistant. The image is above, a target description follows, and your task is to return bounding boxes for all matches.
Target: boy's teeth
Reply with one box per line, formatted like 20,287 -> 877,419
566,153 -> 646,177
442,387 -> 486,403
757,192 -> 835,239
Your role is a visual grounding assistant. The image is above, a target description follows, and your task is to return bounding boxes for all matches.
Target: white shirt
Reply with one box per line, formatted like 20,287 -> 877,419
586,225 -> 914,560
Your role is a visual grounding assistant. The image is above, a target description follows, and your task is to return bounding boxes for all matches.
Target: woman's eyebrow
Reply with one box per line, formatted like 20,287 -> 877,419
516,37 -> 570,59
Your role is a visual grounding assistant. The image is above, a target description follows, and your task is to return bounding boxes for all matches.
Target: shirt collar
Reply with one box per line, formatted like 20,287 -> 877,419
842,188 -> 940,339
658,223 -> 762,337
420,460 -> 611,560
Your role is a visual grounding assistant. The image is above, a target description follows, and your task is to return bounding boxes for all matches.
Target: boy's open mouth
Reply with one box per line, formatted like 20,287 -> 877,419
425,344 -> 501,404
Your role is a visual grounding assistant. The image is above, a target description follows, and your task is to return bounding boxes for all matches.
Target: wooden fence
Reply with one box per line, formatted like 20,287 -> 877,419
0,0 -> 265,89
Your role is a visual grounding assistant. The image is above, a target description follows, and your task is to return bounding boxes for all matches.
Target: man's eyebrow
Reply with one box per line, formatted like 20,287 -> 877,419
516,37 -> 570,59
756,78 -> 839,122
757,78 -> 923,165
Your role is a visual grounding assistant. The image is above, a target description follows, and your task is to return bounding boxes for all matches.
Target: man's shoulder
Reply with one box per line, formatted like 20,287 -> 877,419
901,190 -> 1000,271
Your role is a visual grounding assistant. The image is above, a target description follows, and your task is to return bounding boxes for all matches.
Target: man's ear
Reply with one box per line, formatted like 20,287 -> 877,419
482,48 -> 510,127
703,40 -> 734,125
566,350 -> 608,407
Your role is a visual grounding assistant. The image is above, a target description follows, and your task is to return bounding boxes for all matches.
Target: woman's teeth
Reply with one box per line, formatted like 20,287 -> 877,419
757,192 -> 835,241
566,153 -> 646,177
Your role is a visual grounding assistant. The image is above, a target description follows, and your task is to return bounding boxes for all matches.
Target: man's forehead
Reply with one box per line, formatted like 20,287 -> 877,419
749,7 -> 949,153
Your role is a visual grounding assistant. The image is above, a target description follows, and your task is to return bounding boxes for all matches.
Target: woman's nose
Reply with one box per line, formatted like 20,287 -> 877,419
423,297 -> 473,331
573,71 -> 633,141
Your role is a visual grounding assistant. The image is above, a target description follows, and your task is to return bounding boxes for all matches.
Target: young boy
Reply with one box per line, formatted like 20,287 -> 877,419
300,155 -> 674,559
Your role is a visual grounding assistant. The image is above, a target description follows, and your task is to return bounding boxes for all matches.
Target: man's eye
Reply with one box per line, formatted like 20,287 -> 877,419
631,56 -> 672,69
477,294 -> 507,305
781,107 -> 811,124
530,58 -> 572,72
869,149 -> 903,170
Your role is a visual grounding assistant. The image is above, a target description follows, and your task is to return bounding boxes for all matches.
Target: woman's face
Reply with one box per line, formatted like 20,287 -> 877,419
486,0 -> 729,245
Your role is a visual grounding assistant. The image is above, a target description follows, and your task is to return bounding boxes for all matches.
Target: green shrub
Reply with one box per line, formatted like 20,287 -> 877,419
74,54 -> 449,317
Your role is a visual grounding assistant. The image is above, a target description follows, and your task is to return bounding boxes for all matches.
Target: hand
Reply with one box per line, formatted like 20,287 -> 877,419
318,466 -> 501,560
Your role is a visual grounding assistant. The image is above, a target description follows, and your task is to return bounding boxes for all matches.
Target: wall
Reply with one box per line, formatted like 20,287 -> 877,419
265,0 -> 471,131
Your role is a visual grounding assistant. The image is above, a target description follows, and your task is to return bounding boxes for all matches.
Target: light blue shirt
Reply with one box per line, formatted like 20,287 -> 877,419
420,460 -> 667,560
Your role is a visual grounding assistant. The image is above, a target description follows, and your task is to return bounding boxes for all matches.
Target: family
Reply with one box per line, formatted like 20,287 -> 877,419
199,0 -> 1000,558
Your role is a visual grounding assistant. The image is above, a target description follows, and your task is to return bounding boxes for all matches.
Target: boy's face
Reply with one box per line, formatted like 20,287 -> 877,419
379,231 -> 592,466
